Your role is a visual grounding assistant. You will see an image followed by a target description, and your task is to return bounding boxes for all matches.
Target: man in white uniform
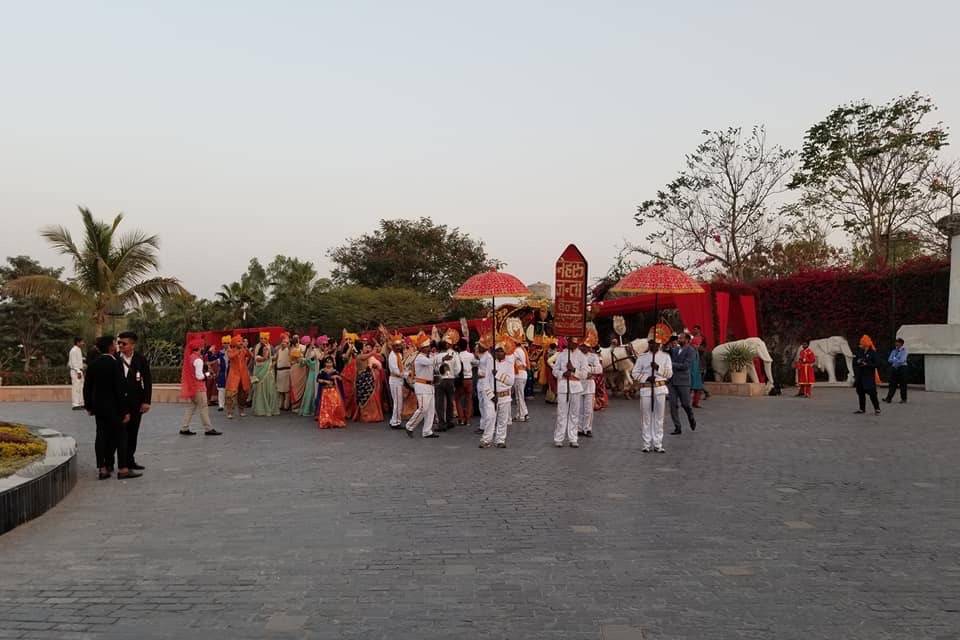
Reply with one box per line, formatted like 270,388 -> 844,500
480,344 -> 515,448
552,339 -> 588,448
631,338 -> 673,453
512,341 -> 530,422
387,334 -> 406,428
68,337 -> 86,410
578,332 -> 604,438
474,340 -> 494,435
405,334 -> 439,438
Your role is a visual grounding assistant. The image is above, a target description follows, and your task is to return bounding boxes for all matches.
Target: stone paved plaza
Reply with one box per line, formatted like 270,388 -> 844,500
1,389 -> 959,639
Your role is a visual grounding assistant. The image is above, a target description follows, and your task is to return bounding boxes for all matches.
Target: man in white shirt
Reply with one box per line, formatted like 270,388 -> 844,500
68,337 -> 86,410
480,345 -> 515,448
455,339 -> 476,425
405,334 -> 439,438
434,333 -> 462,431
387,335 -> 407,427
578,334 -> 604,438
631,339 -> 673,453
552,340 -> 588,448
474,341 -> 494,436
512,341 -> 530,422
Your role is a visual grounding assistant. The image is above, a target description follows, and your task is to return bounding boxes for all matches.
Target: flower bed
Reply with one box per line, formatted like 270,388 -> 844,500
0,423 -> 48,478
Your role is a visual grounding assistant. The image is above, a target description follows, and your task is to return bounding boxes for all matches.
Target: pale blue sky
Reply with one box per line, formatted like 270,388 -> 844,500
2,1 -> 957,297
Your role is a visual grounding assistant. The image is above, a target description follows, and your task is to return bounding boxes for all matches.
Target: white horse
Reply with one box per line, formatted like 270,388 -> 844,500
802,336 -> 854,384
712,337 -> 774,391
600,339 -> 648,397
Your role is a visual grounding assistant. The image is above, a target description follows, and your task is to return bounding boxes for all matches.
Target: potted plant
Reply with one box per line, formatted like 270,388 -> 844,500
721,343 -> 756,384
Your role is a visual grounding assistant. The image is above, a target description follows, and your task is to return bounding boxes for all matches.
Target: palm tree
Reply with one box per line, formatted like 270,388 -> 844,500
215,281 -> 261,327
4,207 -> 187,335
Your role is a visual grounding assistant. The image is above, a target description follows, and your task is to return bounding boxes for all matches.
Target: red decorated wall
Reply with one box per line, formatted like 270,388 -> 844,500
754,257 -> 950,383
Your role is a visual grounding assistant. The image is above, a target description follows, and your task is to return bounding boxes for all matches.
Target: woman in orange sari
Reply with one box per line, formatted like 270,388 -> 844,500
317,357 -> 346,428
354,343 -> 385,422
794,340 -> 816,398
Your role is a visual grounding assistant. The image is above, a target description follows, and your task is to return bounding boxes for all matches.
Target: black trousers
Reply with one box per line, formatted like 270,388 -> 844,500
856,385 -> 880,411
124,410 -> 143,466
435,379 -> 456,426
94,415 -> 128,470
885,368 -> 908,402
669,384 -> 695,430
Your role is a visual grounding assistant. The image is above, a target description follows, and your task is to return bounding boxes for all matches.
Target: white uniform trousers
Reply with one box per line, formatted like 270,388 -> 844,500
478,385 -> 495,434
640,393 -> 667,449
580,393 -> 595,434
217,387 -> 225,410
513,373 -> 528,420
482,399 -> 511,445
405,384 -> 436,437
70,371 -> 84,408
389,378 -> 405,426
554,392 -> 582,444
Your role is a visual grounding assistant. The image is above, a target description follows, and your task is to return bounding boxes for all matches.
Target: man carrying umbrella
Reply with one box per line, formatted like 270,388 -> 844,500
631,337 -> 673,453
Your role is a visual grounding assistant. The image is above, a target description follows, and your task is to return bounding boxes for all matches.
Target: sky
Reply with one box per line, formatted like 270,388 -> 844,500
2,0 -> 958,298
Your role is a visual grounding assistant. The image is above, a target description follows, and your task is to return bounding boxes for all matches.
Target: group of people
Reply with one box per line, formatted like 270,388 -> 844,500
793,335 -> 910,412
76,333 -> 154,480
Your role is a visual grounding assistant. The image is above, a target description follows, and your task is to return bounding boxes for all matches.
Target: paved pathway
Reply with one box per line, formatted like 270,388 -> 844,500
1,389 -> 958,639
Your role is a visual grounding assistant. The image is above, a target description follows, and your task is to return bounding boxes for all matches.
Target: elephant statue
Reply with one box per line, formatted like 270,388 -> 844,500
600,338 -> 648,397
802,336 -> 854,384
712,337 -> 775,391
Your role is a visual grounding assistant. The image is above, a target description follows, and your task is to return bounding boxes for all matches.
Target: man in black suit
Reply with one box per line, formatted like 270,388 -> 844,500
83,335 -> 141,480
116,331 -> 151,471
668,333 -> 697,435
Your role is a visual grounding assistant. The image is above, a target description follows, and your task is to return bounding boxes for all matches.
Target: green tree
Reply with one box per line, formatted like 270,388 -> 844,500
3,207 -> 186,335
0,256 -> 74,370
309,286 -> 443,337
635,126 -> 795,282
328,217 -> 499,300
789,93 -> 948,268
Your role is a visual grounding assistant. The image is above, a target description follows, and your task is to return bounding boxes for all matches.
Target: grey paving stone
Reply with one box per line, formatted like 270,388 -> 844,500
0,389 -> 958,639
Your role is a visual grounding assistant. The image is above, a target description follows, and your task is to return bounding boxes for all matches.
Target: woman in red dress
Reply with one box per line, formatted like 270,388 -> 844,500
317,357 -> 346,428
794,340 -> 816,398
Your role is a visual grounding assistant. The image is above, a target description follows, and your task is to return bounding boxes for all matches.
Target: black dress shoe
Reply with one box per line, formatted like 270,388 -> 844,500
425,433 -> 440,438
583,431 -> 593,438
882,398 -> 892,404
405,428 -> 414,438
690,420 -> 697,431
117,471 -> 142,479
670,429 -> 682,435
98,471 -> 111,480
853,410 -> 865,414
129,462 -> 145,471
577,431 -> 585,436
179,429 -> 197,435
204,429 -> 223,436
474,427 -> 484,435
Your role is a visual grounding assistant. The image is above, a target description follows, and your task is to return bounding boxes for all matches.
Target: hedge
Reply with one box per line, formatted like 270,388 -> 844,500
754,257 -> 949,384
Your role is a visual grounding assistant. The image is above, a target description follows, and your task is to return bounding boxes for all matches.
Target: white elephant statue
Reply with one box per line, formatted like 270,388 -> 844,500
712,337 -> 774,391
600,338 -> 648,397
801,336 -> 854,384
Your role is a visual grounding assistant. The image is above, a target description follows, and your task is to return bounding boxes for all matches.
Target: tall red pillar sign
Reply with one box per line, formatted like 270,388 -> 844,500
554,244 -> 588,338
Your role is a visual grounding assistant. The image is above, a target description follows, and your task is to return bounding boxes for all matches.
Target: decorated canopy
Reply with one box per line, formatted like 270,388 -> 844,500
453,270 -> 531,300
610,264 -> 704,295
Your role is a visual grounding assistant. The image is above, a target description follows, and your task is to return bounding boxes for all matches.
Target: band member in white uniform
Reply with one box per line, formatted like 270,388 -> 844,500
512,341 -> 530,422
480,344 -> 515,448
474,339 -> 495,435
552,338 -> 588,448
631,338 -> 673,453
578,332 -> 604,437
387,334 -> 406,427
405,333 -> 439,438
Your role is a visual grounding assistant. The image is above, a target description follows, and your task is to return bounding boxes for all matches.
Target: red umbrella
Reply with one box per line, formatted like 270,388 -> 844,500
610,263 -> 704,295
610,264 -> 704,409
453,269 -> 530,402
453,270 -> 532,300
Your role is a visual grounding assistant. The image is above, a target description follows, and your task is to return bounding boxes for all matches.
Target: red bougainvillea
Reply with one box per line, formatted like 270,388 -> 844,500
755,256 -> 949,381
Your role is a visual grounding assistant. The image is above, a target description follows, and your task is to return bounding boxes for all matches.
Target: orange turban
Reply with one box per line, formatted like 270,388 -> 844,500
859,335 -> 876,350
